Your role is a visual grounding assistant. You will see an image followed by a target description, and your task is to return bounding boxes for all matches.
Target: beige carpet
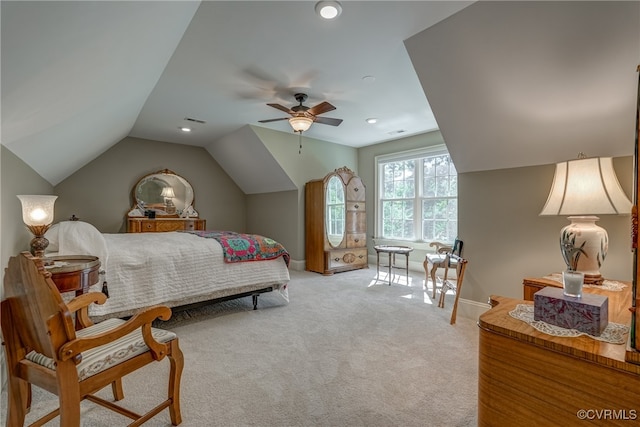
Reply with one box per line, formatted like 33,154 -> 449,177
1,265 -> 479,426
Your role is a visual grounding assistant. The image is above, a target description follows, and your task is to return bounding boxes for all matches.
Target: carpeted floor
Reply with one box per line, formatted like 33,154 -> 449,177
1,265 -> 479,426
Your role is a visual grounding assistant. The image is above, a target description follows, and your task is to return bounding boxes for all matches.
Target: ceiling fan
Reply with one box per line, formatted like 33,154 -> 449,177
259,93 -> 343,134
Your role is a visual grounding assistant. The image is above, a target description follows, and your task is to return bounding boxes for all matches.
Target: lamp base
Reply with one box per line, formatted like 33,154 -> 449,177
583,273 -> 604,286
560,216 -> 608,285
29,235 -> 49,259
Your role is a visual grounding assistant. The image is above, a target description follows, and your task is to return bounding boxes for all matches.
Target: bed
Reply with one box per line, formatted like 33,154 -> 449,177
44,220 -> 290,320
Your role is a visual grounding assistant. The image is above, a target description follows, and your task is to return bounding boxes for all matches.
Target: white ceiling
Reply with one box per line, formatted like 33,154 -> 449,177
2,1 -> 639,186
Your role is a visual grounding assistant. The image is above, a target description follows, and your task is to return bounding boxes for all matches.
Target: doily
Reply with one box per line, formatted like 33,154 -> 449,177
509,304 -> 629,344
543,273 -> 627,292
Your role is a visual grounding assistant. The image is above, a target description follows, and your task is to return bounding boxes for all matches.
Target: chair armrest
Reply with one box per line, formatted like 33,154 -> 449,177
58,305 -> 173,362
429,241 -> 453,254
66,292 -> 108,329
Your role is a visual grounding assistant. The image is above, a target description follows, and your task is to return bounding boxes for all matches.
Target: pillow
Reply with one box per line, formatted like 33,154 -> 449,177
44,223 -> 60,252
55,221 -> 109,268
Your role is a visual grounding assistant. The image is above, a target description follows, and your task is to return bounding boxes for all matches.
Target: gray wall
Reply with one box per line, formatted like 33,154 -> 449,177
459,157 -> 633,303
246,190 -> 299,258
54,136 -> 247,233
1,146 -> 53,280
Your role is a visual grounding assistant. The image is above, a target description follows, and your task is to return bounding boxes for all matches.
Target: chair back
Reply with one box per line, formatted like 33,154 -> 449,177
3,252 -> 76,360
451,238 -> 463,257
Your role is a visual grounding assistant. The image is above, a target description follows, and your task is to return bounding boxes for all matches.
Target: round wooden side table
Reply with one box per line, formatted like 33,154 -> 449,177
45,255 -> 100,296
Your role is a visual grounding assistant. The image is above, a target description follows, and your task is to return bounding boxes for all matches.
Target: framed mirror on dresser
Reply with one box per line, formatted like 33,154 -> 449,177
127,169 -> 206,233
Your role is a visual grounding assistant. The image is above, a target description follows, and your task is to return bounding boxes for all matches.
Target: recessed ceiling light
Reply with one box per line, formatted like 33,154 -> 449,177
366,118 -> 378,124
180,127 -> 191,132
315,1 -> 342,20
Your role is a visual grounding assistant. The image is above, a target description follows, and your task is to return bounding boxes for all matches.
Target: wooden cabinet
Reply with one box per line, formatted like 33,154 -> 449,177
127,217 -> 206,233
478,285 -> 639,426
305,167 -> 367,275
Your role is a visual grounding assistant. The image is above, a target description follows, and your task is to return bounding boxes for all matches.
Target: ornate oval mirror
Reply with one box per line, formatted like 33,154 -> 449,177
325,174 -> 345,247
128,169 -> 198,217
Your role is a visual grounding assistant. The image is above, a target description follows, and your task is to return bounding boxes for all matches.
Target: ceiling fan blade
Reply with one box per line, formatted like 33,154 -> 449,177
314,116 -> 343,126
258,117 -> 290,123
267,103 -> 294,114
307,101 -> 336,116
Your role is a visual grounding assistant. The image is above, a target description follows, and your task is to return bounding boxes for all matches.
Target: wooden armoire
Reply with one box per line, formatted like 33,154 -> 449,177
305,167 -> 367,275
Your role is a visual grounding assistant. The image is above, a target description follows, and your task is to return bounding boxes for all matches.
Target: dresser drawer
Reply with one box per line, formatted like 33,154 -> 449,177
346,233 -> 366,247
156,220 -> 192,232
327,248 -> 368,270
128,218 -> 206,233
346,201 -> 365,211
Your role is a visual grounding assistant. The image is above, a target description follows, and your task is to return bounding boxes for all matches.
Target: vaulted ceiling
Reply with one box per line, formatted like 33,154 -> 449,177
2,1 -> 639,186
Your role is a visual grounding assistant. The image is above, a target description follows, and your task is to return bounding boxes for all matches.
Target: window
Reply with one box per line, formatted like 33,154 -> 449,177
376,146 -> 458,243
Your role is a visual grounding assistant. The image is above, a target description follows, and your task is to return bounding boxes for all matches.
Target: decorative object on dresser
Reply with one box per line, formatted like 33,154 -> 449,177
305,166 -> 367,274
16,194 -> 58,259
539,153 -> 632,285
127,169 -> 206,232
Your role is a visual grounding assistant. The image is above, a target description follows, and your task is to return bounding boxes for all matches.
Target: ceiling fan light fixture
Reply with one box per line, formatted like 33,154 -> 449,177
289,116 -> 314,133
315,1 -> 342,20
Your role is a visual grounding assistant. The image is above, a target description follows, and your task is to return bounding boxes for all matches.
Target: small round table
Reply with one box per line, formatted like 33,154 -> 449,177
374,245 -> 414,285
45,255 -> 101,297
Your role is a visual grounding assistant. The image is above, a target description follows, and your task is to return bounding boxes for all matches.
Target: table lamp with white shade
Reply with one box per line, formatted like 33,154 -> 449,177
161,186 -> 176,214
17,195 -> 57,258
539,154 -> 632,286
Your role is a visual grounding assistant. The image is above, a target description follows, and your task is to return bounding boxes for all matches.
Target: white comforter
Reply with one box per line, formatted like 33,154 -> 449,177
49,222 -> 290,319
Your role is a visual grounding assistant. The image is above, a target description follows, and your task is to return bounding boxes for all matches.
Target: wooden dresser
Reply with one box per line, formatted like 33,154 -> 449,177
127,217 -> 206,233
478,282 -> 640,426
522,274 -> 566,300
305,167 -> 367,275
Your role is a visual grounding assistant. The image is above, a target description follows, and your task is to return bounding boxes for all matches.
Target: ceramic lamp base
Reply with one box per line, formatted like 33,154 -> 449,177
560,216 -> 607,285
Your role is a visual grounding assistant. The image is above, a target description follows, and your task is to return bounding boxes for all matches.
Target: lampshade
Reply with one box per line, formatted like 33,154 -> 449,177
161,186 -> 175,198
289,116 -> 313,133
17,195 -> 57,226
540,157 -> 631,216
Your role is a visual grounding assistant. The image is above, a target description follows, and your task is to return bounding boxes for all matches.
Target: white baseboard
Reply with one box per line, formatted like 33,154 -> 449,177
456,298 -> 491,321
288,259 -> 306,271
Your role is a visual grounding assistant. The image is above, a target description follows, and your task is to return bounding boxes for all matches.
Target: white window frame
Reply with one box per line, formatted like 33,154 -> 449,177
375,145 -> 458,244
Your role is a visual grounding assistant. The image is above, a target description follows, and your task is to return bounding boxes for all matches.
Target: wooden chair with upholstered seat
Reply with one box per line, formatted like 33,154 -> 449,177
423,238 -> 463,298
437,253 -> 469,325
1,252 -> 184,426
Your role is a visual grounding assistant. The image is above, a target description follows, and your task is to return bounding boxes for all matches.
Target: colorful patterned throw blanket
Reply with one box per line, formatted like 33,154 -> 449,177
181,230 -> 290,266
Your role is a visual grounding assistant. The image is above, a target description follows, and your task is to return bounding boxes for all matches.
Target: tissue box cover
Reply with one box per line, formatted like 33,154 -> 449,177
533,287 -> 608,336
